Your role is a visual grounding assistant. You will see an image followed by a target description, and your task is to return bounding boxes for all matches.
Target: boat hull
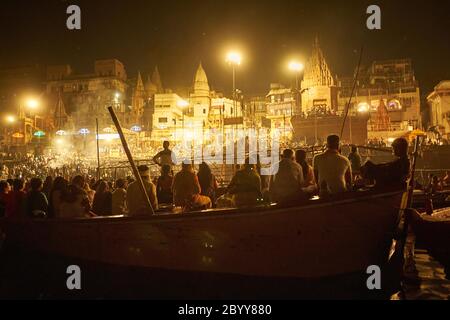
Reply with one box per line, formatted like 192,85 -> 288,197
410,208 -> 450,269
0,191 -> 402,279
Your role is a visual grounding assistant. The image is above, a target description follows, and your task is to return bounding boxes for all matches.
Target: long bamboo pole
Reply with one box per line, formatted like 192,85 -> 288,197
397,136 -> 422,266
340,46 -> 364,140
96,118 -> 101,180
107,106 -> 155,215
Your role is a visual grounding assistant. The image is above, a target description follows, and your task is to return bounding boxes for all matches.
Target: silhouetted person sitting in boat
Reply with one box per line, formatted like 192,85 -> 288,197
270,149 -> 304,204
127,165 -> 158,216
347,145 -> 362,178
360,138 -> 410,190
442,171 -> 450,187
24,178 -> 48,218
153,141 -> 176,169
5,179 -> 27,218
197,162 -> 218,207
227,159 -> 262,207
173,162 -> 211,211
155,165 -> 173,205
92,180 -> 113,216
42,176 -> 53,199
0,180 -> 10,217
48,177 -> 68,218
313,135 -> 352,197
59,175 -> 93,218
426,175 -> 443,194
112,178 -> 128,215
295,149 -> 317,194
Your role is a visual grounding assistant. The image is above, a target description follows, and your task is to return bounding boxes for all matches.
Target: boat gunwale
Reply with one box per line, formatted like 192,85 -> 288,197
1,190 -> 403,225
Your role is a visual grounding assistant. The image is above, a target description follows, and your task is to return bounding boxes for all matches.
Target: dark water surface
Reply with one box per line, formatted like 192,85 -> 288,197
0,241 -> 448,300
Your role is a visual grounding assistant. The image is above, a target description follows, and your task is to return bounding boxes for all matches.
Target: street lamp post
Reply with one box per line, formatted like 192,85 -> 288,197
226,52 -> 242,118
288,61 -> 304,116
177,100 -> 189,143
4,115 -> 16,151
226,51 -> 242,174
314,107 -> 318,146
23,98 -> 40,146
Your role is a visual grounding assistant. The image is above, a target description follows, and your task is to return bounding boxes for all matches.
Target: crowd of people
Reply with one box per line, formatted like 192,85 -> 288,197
0,136 -> 421,219
424,172 -> 450,193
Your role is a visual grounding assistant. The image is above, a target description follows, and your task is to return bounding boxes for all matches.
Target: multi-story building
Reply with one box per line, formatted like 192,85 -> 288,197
45,59 -> 130,132
246,96 -> 268,128
338,59 -> 421,139
427,80 -> 450,141
147,63 -> 244,144
266,83 -> 295,138
151,92 -> 184,141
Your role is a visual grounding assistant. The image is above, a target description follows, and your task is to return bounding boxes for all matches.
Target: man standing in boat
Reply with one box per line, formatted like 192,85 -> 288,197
153,141 -> 177,169
313,135 -> 352,196
360,137 -> 410,190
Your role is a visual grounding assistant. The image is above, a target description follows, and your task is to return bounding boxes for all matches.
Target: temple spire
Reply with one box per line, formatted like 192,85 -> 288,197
136,71 -> 144,91
193,62 -> 209,95
151,66 -> 163,93
302,36 -> 335,88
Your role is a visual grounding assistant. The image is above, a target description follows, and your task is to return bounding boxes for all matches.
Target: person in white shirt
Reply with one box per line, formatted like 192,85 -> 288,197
153,141 -> 176,168
313,135 -> 352,196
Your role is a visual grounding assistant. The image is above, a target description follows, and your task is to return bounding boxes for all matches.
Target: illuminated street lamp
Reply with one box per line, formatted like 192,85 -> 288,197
226,51 -> 242,117
114,92 -> 121,104
288,60 -> 304,114
79,128 -> 90,135
33,130 -> 45,137
55,130 -> 67,136
26,98 -> 39,110
5,115 -> 16,124
288,61 -> 304,73
357,102 -> 370,114
226,51 -> 242,66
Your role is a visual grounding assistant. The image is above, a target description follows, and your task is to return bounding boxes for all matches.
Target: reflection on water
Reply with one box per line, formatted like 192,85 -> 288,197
0,242 -> 448,299
399,249 -> 450,300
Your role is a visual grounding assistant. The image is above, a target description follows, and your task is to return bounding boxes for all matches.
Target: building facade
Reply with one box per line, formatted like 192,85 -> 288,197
338,59 -> 421,140
427,80 -> 450,141
151,92 -> 184,141
45,59 -> 130,132
266,83 -> 295,139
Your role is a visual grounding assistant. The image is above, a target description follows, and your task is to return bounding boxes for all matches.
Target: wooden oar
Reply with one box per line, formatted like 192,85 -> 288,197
397,136 -> 422,262
108,106 -> 155,215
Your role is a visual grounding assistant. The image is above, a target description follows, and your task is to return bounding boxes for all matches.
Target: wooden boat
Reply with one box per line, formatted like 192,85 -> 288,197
409,207 -> 450,269
0,190 -> 403,280
411,190 -> 450,210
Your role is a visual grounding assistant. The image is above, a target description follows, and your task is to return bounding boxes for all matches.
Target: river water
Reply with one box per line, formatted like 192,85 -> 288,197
395,248 -> 450,300
0,238 -> 448,300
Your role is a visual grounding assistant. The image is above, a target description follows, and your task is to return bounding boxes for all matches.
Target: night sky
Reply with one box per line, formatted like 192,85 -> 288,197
1,0 -> 449,97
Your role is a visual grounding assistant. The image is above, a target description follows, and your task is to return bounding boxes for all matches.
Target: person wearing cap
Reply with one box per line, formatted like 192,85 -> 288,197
360,137 -> 410,189
313,135 -> 352,196
126,165 -> 158,216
